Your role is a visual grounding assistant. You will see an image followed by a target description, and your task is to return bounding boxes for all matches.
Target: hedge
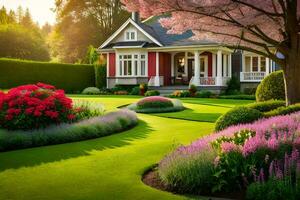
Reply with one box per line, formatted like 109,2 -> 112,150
0,58 -> 96,93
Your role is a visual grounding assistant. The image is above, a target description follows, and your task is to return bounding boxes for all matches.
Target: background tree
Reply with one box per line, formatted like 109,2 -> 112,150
122,0 -> 300,105
0,6 -> 50,61
52,0 -> 129,63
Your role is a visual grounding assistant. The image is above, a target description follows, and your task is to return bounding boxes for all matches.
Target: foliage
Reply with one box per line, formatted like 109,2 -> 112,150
215,106 -> 263,131
72,100 -> 104,119
225,76 -> 240,95
112,85 -> 138,93
189,84 -> 197,96
0,109 -> 138,151
139,83 -> 148,96
53,0 -> 130,63
247,100 -> 286,112
0,6 -> 50,61
144,90 -> 160,97
195,90 -> 213,98
94,64 -> 107,89
159,112 -> 300,194
128,98 -> 184,113
256,71 -> 285,102
264,103 -> 300,118
218,95 -> 256,100
158,147 -> 216,193
137,96 -> 174,109
114,91 -> 129,95
130,86 -> 140,95
0,58 -> 95,93
82,87 -> 101,95
0,24 -> 50,61
0,83 -> 76,130
170,90 -> 190,98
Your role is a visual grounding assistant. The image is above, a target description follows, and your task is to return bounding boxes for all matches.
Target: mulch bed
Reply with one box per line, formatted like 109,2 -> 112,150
142,166 -> 246,200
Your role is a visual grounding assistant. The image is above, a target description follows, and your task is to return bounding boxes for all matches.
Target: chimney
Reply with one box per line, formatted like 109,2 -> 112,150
131,12 -> 140,23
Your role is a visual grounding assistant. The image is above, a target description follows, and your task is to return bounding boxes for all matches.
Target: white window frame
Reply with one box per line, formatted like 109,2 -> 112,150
124,29 -> 137,41
117,52 -> 148,77
244,55 -> 267,72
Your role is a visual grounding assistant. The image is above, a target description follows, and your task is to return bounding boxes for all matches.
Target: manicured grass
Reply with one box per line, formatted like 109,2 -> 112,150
0,96 -> 251,200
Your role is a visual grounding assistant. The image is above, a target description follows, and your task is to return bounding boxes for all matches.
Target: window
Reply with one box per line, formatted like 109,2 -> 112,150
260,57 -> 266,72
125,30 -> 137,41
245,56 -> 267,72
252,56 -> 259,72
119,54 -> 147,76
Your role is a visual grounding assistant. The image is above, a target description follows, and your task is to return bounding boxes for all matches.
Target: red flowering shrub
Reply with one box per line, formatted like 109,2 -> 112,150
0,83 -> 76,130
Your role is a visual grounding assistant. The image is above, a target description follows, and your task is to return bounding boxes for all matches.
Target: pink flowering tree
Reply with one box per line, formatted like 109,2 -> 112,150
122,0 -> 300,105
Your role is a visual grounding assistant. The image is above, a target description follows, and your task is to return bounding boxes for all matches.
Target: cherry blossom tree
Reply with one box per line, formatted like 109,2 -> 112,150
122,0 -> 300,105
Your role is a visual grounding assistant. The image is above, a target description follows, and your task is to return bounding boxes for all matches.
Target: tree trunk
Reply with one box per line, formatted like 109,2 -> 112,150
284,57 -> 300,105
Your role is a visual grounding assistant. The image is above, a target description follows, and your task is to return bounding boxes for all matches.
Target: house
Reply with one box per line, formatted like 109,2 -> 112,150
98,13 -> 278,93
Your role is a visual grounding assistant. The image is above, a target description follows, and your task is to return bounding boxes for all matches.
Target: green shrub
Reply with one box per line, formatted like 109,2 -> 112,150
246,178 -> 300,200
256,71 -> 285,102
215,106 -> 263,131
247,100 -> 285,112
82,87 -> 101,95
0,58 -> 95,93
158,148 -> 216,193
218,95 -> 255,100
0,110 -> 138,152
94,64 -> 106,88
137,97 -> 173,109
130,86 -> 140,95
264,103 -> 300,118
195,90 -> 213,98
144,90 -> 160,96
111,85 -> 138,93
244,87 -> 257,95
189,84 -> 197,96
225,76 -> 240,95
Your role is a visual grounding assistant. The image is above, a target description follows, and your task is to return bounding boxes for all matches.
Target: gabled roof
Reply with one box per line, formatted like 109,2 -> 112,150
99,18 -> 163,49
99,15 -> 219,50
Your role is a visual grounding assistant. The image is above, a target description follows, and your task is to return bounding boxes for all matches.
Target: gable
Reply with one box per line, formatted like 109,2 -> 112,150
99,18 -> 163,49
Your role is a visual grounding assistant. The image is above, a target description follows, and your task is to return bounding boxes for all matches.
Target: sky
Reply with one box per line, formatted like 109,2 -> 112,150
0,0 -> 56,25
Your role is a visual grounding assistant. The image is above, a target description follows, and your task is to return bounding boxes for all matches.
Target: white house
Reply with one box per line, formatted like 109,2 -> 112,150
98,13 -> 278,93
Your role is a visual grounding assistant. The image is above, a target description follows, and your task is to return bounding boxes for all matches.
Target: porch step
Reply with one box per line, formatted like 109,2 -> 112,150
149,86 -> 189,95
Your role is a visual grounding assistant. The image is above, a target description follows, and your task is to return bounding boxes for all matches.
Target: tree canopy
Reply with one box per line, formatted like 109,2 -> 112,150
122,0 -> 300,104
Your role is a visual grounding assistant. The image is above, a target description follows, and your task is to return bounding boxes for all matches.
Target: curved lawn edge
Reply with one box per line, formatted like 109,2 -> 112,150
128,104 -> 185,113
0,109 -> 138,152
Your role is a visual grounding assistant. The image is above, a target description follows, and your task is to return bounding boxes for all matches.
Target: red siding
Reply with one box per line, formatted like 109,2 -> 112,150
201,52 -> 213,77
109,53 -> 116,77
148,52 -> 156,78
159,53 -> 171,85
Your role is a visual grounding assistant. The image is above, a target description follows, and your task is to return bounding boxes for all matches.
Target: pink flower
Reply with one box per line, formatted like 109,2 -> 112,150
221,142 -> 241,153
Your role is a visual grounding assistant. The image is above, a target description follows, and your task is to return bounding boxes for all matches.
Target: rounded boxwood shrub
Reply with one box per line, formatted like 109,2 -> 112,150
144,90 -> 160,97
137,96 -> 173,109
247,100 -> 285,112
256,71 -> 285,102
0,83 -> 77,130
82,87 -> 101,95
128,97 -> 184,113
215,106 -> 263,131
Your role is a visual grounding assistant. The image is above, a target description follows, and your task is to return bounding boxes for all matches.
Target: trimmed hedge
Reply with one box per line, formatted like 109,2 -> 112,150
256,71 -> 285,102
248,100 -> 286,112
145,90 -> 160,96
218,95 -> 256,100
0,58 -> 95,93
264,103 -> 300,118
215,106 -> 263,131
0,110 -> 138,152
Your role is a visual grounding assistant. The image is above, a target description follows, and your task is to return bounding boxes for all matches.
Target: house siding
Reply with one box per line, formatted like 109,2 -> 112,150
109,53 -> 116,77
148,52 -> 156,78
159,53 -> 171,85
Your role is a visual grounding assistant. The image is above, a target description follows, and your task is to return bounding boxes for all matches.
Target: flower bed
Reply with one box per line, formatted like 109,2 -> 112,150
127,96 -> 185,113
0,109 -> 138,151
157,112 -> 300,198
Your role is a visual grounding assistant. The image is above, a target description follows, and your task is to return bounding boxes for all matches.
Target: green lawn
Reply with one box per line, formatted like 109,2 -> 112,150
0,96 -> 252,200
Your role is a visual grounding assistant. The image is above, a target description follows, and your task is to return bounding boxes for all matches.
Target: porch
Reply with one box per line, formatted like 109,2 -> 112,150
148,49 -> 232,87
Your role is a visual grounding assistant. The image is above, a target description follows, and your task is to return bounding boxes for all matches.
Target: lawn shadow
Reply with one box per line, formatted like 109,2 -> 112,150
0,120 -> 152,172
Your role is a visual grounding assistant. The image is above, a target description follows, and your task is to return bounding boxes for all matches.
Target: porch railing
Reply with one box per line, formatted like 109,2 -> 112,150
240,72 -> 266,82
200,77 -> 216,86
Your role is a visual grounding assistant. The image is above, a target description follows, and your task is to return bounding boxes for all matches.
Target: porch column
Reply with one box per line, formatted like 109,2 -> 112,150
223,54 -> 228,77
228,54 -> 232,78
266,57 -> 270,75
154,52 -> 160,86
217,50 -> 223,86
171,53 -> 175,77
106,53 -> 110,88
193,50 -> 200,86
212,53 -> 216,77
184,52 -> 188,77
